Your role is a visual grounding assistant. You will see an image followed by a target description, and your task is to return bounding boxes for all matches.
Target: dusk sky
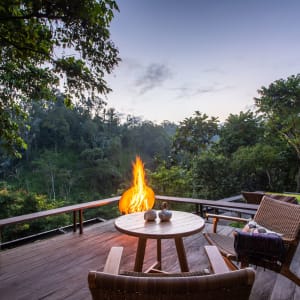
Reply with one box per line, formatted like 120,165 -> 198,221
105,0 -> 300,124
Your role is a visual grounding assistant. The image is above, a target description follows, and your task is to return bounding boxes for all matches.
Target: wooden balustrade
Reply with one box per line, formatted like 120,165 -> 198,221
0,194 -> 258,248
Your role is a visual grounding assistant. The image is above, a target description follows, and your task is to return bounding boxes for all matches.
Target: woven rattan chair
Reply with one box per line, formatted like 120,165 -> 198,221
242,191 -> 297,204
242,191 -> 265,204
88,246 -> 255,300
204,195 -> 300,285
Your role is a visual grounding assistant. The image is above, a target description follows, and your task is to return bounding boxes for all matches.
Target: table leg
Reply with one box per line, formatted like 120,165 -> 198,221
134,237 -> 147,272
175,237 -> 189,272
156,239 -> 162,270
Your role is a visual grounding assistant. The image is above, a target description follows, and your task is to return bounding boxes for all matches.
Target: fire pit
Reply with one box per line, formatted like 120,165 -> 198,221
119,156 -> 155,214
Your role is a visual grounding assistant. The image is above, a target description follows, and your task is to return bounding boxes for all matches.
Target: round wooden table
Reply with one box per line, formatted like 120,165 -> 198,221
114,210 -> 205,272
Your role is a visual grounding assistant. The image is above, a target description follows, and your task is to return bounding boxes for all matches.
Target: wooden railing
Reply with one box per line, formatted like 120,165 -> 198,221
0,194 -> 258,248
156,195 -> 258,216
0,196 -> 120,236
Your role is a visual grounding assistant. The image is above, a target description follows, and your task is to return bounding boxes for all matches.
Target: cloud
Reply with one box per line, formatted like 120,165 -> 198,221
170,85 -> 216,99
202,67 -> 225,74
171,83 -> 233,100
135,63 -> 172,95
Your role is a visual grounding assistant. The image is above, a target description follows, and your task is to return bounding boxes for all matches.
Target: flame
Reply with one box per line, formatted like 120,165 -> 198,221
119,156 -> 155,214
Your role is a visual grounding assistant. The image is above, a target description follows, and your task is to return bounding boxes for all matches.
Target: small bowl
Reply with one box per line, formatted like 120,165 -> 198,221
144,209 -> 157,221
158,210 -> 172,222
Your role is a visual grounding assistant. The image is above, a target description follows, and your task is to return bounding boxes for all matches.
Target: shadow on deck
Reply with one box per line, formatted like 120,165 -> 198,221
0,219 -> 299,300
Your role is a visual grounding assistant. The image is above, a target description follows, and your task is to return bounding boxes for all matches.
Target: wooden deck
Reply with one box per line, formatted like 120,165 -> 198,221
0,219 -> 299,300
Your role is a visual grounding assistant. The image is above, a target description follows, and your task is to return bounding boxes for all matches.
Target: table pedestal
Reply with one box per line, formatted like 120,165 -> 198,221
134,237 -> 189,272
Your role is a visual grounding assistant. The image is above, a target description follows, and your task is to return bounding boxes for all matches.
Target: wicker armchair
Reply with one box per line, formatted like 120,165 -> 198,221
205,195 -> 300,285
88,246 -> 255,300
242,191 -> 298,204
242,191 -> 265,204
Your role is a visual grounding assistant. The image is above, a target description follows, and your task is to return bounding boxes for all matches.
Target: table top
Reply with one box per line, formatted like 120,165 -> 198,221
114,210 -> 205,239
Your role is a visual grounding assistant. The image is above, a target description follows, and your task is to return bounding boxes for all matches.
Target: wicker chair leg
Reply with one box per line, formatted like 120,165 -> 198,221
280,266 -> 300,286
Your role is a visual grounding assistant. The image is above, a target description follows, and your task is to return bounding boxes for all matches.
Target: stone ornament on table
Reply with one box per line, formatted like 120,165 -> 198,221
144,209 -> 157,221
159,202 -> 172,222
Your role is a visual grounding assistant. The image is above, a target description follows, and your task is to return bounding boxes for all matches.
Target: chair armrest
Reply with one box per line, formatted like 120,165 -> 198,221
204,245 -> 230,274
206,213 -> 250,223
103,246 -> 123,274
282,237 -> 298,245
206,213 -> 250,233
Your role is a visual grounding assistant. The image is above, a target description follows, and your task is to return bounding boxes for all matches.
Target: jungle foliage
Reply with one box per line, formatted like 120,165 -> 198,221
0,0 -> 120,156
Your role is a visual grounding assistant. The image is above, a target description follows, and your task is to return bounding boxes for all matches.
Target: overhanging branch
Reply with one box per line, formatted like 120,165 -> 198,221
0,13 -> 65,21
0,34 -> 50,58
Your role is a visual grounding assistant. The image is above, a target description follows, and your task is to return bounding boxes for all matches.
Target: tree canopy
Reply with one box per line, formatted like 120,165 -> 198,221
218,110 -> 263,156
171,111 -> 219,167
255,74 -> 300,191
0,0 -> 120,156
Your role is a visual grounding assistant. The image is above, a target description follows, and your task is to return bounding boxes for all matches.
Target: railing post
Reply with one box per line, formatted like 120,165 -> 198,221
0,227 -> 2,250
195,204 -> 204,217
199,204 -> 204,217
79,209 -> 83,234
73,211 -> 77,232
195,204 -> 199,215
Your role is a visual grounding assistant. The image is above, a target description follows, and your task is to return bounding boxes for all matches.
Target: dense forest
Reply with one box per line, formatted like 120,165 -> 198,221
1,1 -> 299,243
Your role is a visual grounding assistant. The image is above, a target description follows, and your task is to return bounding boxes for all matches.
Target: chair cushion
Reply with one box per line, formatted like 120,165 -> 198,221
241,220 -> 283,236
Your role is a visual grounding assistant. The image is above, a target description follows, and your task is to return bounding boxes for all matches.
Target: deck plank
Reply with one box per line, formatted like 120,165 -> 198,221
0,219 -> 299,300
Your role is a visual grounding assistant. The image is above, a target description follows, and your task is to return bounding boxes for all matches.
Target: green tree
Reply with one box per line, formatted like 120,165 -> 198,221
39,100 -> 70,152
31,150 -> 78,201
192,152 -> 237,199
218,110 -> 263,156
254,74 -> 300,191
32,150 -> 60,201
172,111 -> 219,167
121,120 -> 172,168
0,0 -> 120,156
231,144 -> 283,191
79,147 -> 122,196
0,184 -> 69,242
149,164 -> 192,197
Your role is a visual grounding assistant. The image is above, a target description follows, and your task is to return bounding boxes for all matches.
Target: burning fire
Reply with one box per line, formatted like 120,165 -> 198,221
119,156 -> 155,214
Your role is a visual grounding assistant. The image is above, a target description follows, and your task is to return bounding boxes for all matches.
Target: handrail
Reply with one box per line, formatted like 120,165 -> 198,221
156,195 -> 258,210
0,196 -> 120,228
155,195 -> 258,216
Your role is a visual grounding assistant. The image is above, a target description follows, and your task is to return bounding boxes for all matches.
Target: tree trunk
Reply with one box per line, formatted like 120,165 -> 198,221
296,164 -> 300,193
50,171 -> 56,201
266,170 -> 272,190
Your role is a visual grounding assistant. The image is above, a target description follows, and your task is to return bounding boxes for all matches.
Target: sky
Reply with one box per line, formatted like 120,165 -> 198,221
105,0 -> 300,124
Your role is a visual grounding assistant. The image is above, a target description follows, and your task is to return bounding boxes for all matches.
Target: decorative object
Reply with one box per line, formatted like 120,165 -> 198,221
159,202 -> 172,222
144,209 -> 157,221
